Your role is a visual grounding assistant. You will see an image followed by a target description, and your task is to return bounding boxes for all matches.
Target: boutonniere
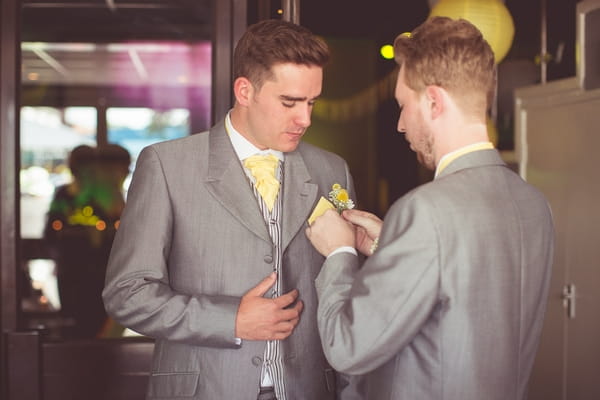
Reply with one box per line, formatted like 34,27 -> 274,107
307,183 -> 355,225
329,183 -> 355,213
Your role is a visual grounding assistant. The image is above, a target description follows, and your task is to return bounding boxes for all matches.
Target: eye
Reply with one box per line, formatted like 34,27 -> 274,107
308,100 -> 316,107
282,101 -> 295,108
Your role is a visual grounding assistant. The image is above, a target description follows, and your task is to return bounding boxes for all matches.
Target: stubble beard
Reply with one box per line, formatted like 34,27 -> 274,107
416,129 -> 436,171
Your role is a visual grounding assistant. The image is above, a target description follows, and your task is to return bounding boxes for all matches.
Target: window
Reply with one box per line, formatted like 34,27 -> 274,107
107,107 -> 190,162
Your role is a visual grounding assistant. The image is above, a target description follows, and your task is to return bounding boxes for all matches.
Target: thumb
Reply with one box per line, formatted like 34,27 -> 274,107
247,272 -> 276,297
342,209 -> 371,224
343,209 -> 383,239
343,209 -> 379,227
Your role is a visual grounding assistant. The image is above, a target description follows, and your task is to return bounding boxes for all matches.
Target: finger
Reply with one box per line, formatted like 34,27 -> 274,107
277,302 -> 303,321
246,272 -> 276,297
342,209 -> 374,224
275,319 -> 299,333
343,209 -> 382,234
275,312 -> 301,330
294,299 -> 304,314
342,208 -> 372,218
272,330 -> 293,340
289,316 -> 300,328
273,289 -> 299,308
323,209 -> 342,219
289,299 -> 304,316
313,209 -> 341,226
345,208 -> 382,222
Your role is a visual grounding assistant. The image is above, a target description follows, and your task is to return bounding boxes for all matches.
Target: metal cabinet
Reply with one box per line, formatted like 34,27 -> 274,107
516,77 -> 600,399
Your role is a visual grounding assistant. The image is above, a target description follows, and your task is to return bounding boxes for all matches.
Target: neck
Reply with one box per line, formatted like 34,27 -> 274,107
229,106 -> 245,134
434,120 -> 489,165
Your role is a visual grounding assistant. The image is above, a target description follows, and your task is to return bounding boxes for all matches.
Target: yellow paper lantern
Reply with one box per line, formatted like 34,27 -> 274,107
430,0 -> 515,63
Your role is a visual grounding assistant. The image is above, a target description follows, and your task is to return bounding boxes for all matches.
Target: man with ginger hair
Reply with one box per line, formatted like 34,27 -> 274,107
306,16 -> 554,399
104,19 -> 360,400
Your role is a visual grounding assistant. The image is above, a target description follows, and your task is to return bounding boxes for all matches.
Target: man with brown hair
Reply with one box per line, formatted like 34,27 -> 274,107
306,16 -> 554,399
104,19 -> 358,400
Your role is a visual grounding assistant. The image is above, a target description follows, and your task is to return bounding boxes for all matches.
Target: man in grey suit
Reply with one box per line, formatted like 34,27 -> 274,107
103,20 -> 358,400
306,17 -> 554,399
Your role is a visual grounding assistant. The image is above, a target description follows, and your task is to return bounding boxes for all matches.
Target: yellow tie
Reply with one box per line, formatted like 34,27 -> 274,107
243,154 -> 280,211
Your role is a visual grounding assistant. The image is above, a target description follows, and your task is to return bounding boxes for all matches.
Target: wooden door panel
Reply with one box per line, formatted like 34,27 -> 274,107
42,339 -> 154,400
7,331 -> 154,400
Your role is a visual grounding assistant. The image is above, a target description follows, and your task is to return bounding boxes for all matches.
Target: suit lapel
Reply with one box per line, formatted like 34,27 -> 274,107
204,121 -> 271,244
281,150 -> 318,251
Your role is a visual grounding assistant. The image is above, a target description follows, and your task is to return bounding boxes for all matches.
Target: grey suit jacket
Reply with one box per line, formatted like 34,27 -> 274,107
316,149 -> 554,399
103,119 -> 357,399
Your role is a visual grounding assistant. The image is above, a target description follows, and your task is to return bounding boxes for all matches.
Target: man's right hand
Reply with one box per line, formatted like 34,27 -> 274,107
235,272 -> 303,341
342,209 -> 383,256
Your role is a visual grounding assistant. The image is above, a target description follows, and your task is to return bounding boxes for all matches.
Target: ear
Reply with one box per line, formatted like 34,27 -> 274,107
425,85 -> 444,120
233,77 -> 253,106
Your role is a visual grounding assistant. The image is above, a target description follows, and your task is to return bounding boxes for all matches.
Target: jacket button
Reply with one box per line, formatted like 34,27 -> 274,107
251,356 -> 262,366
264,255 -> 273,263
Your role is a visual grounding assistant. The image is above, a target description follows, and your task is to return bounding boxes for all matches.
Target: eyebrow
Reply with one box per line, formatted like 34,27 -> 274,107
279,94 -> 320,102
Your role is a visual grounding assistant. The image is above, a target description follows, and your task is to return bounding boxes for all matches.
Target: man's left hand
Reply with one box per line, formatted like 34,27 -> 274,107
305,209 -> 355,257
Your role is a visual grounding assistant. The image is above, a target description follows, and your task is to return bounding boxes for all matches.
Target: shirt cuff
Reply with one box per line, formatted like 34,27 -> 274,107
327,246 -> 357,258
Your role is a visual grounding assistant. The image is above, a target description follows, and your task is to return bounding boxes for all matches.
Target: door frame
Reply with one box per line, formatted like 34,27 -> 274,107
0,0 -> 21,398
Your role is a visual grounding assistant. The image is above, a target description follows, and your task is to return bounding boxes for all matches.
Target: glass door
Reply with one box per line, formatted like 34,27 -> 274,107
4,1 -> 244,399
19,0 -> 213,340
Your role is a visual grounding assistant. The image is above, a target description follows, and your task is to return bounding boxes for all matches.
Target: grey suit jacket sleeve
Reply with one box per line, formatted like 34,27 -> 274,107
102,146 -> 240,348
315,193 -> 440,375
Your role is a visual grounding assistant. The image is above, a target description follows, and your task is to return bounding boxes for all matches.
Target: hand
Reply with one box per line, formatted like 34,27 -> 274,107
235,272 -> 304,341
341,209 -> 383,256
305,209 -> 355,257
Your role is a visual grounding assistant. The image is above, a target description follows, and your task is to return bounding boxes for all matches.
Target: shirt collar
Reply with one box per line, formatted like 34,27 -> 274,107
225,112 -> 284,162
435,141 -> 494,178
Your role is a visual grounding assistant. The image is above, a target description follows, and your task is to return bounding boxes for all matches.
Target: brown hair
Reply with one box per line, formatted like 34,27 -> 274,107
233,19 -> 330,88
393,16 -> 496,116
68,144 -> 96,179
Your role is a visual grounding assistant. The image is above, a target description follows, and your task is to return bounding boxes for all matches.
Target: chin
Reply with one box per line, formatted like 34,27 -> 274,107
278,140 -> 302,153
281,144 -> 300,153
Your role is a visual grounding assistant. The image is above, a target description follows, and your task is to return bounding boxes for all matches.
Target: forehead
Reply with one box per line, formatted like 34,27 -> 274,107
396,67 -> 408,98
268,62 -> 322,81
395,67 -> 410,99
261,63 -> 323,94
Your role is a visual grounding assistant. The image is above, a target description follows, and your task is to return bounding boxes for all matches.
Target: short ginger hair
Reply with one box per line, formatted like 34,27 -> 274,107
393,16 -> 496,117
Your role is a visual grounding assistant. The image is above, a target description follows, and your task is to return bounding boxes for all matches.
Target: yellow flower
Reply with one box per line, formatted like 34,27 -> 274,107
329,183 -> 355,213
336,190 -> 349,202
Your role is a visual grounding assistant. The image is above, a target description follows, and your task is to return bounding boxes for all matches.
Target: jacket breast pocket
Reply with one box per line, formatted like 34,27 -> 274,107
147,372 -> 200,398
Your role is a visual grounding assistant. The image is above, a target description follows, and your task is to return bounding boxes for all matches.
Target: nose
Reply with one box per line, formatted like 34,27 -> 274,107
295,104 -> 312,128
397,115 -> 406,134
